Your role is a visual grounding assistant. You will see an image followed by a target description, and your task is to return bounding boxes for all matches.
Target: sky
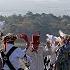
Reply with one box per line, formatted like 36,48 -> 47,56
0,0 -> 70,16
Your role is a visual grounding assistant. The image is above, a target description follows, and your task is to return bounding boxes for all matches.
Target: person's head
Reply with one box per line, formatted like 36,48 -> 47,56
2,33 -> 17,44
31,33 -> 40,51
46,40 -> 51,48
64,35 -> 70,44
55,40 -> 60,46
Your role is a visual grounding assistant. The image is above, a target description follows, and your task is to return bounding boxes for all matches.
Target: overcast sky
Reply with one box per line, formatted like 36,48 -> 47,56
0,0 -> 70,16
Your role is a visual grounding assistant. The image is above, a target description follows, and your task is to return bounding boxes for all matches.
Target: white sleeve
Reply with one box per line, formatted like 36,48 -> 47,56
0,53 -> 2,59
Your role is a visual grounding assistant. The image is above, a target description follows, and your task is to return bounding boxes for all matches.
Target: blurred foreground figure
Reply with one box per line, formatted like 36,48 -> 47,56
55,30 -> 70,70
0,31 -> 4,70
0,53 -> 2,70
0,33 -> 31,70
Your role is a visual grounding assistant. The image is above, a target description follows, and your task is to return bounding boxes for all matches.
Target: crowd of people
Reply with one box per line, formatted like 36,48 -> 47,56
0,30 -> 70,70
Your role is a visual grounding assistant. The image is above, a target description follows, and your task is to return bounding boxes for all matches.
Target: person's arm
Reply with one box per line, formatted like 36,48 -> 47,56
0,52 -> 2,69
17,47 -> 32,62
18,48 -> 32,68
0,50 -> 2,59
16,48 -> 26,59
0,53 -> 1,58
25,55 -> 32,67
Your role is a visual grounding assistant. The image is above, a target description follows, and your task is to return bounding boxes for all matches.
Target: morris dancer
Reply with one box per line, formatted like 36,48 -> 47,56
0,33 -> 31,70
46,34 -> 61,70
25,33 -> 51,70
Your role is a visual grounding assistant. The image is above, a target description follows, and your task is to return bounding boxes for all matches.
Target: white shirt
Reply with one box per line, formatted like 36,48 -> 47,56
50,44 -> 59,64
1,43 -> 27,70
27,46 -> 51,70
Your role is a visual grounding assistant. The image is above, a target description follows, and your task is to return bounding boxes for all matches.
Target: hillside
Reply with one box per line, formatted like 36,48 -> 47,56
0,11 -> 70,42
